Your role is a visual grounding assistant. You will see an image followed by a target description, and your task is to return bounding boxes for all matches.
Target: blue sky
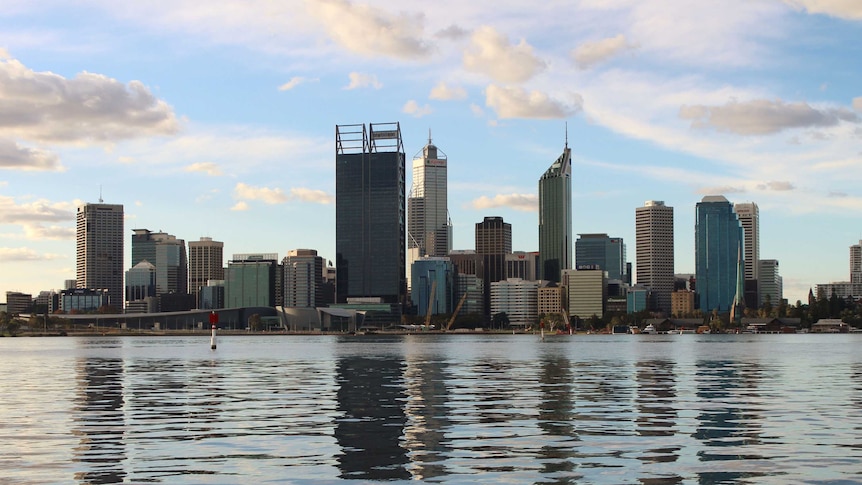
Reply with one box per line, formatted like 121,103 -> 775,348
1,1 -> 861,306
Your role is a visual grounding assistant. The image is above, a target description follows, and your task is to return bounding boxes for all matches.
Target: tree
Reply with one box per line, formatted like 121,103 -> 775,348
248,313 -> 262,331
492,312 -> 509,329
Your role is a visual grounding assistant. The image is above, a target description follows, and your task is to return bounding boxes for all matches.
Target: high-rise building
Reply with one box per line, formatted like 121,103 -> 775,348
335,123 -> 406,314
283,249 -> 325,308
411,257 -> 454,317
695,195 -> 743,312
490,278 -> 539,327
476,216 -> 511,318
76,202 -> 124,308
562,267 -> 606,320
575,233 -> 626,281
734,202 -> 760,308
189,237 -> 224,302
408,134 -> 451,260
758,259 -> 783,306
850,240 -> 862,286
225,257 -> 277,308
538,141 -> 572,283
635,201 -> 674,314
130,229 -> 188,297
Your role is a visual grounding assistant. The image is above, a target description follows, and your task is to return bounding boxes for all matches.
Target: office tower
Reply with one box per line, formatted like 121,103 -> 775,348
225,257 -> 277,308
283,249 -> 325,308
125,261 -> 157,302
734,202 -> 760,308
476,216 -> 512,318
490,278 -> 539,327
695,195 -> 743,312
575,233 -> 626,281
851,241 -> 862,286
758,259 -> 783,306
635,200 -> 674,314
130,229 -> 188,297
538,140 -> 572,283
562,268 -> 606,319
411,257 -> 454,317
335,123 -> 406,310
408,134 -> 451,259
189,237 -> 224,302
76,202 -> 124,308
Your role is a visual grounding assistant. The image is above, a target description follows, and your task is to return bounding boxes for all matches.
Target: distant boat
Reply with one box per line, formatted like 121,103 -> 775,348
642,324 -> 657,334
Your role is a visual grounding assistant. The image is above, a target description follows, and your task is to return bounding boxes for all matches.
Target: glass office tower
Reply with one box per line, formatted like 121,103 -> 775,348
538,142 -> 572,283
695,195 -> 743,312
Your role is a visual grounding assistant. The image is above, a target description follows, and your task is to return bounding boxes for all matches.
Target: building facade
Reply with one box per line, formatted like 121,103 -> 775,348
335,123 -> 406,313
131,229 -> 188,298
562,267 -> 606,320
283,249 -> 325,308
476,216 -> 512,318
575,233 -> 626,281
490,278 -> 539,327
734,202 -> 760,309
224,258 -> 277,308
189,237 -> 224,303
411,257 -> 454,317
635,200 -> 674,314
758,259 -> 783,306
538,142 -> 572,283
77,202 -> 124,308
695,195 -> 743,312
407,135 -> 451,260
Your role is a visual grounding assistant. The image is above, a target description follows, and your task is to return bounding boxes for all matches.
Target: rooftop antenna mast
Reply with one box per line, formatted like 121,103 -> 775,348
565,122 -> 568,149
99,185 -> 103,203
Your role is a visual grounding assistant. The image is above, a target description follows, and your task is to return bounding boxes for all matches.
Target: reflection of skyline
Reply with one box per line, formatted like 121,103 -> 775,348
635,359 -> 683,483
537,357 -> 581,483
334,355 -> 410,480
72,358 -> 127,484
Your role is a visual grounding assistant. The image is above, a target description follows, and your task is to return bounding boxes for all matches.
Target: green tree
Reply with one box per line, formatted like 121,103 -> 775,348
492,312 -> 509,329
248,313 -> 262,331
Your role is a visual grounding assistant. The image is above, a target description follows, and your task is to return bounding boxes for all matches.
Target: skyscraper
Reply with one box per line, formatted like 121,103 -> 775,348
408,134 -> 451,259
734,202 -> 760,308
695,195 -> 743,313
575,233 -> 626,281
538,140 -> 572,283
335,123 -> 406,308
283,249 -> 325,308
131,229 -> 188,296
635,201 -> 674,314
476,216 -> 511,318
189,237 -> 224,301
76,202 -> 124,308
758,259 -> 783,306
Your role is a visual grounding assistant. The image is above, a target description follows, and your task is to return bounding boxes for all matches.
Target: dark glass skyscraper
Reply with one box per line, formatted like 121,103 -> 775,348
538,142 -> 572,283
335,123 -> 406,306
695,195 -> 743,312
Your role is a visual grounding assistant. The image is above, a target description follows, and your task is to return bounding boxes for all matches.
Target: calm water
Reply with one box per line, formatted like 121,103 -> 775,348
1,333 -> 861,484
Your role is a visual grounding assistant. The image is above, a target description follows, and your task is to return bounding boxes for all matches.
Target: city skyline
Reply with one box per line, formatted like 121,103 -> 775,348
2,2 -> 861,305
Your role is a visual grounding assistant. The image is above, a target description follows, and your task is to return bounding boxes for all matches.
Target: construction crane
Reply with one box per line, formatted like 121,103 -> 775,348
446,293 -> 468,331
424,280 -> 437,328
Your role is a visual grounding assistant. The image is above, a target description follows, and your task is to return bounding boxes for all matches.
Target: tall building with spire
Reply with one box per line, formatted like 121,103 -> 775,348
335,123 -> 406,310
76,201 -> 124,308
538,135 -> 572,283
635,200 -> 674,314
695,195 -> 743,313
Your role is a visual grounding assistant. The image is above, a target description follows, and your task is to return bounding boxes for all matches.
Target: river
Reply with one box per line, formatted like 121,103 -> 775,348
1,333 -> 860,484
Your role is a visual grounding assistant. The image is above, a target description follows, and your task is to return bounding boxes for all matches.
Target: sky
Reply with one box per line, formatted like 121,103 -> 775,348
1,0 -> 861,306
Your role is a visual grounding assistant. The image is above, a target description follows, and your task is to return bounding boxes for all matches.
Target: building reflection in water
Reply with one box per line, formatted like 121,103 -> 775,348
693,360 -> 766,484
537,356 -> 581,483
72,358 -> 127,484
635,359 -> 683,484
334,355 -> 410,480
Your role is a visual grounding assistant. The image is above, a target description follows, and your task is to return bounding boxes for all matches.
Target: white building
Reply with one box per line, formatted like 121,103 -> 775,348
635,200 -> 674,314
76,202 -> 124,307
734,202 -> 760,282
563,267 -> 606,319
407,135 -> 451,288
758,259 -> 783,305
490,278 -> 539,327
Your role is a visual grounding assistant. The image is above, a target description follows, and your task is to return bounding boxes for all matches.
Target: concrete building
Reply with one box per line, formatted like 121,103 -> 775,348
537,284 -> 563,317
76,202 -> 124,308
335,123 -> 406,317
5,291 -> 32,314
411,257 -> 454,317
695,195 -> 743,312
635,200 -> 674,314
734,202 -> 760,309
283,249 -> 325,308
188,237 -> 224,303
671,290 -> 696,317
407,134 -> 451,286
759,259 -> 783,306
538,140 -> 572,283
490,278 -> 539,327
562,267 -> 606,320
506,251 -> 539,281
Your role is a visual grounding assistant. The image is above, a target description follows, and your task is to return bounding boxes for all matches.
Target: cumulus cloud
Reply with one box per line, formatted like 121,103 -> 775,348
429,82 -> 467,101
403,100 -> 432,117
783,0 -> 862,19
0,247 -> 64,262
0,48 -> 9,60
680,99 -> 859,135
306,0 -> 430,59
278,76 -> 316,91
853,97 -> 862,112
471,193 -> 537,212
463,26 -> 545,83
0,57 -> 178,144
757,180 -> 796,191
0,138 -> 60,170
470,103 -> 485,117
696,186 -> 746,195
230,201 -> 249,211
185,162 -> 223,176
485,85 -> 582,119
436,24 -> 469,40
344,72 -> 382,90
0,195 -> 76,240
572,34 -> 635,69
233,183 -> 333,205
290,187 -> 333,204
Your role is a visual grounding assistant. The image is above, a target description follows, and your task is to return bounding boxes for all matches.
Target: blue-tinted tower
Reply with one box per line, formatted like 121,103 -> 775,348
695,195 -> 743,312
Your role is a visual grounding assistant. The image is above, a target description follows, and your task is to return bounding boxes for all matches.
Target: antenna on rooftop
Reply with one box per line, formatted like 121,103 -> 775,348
99,185 -> 103,203
428,128 -> 432,145
565,122 -> 568,149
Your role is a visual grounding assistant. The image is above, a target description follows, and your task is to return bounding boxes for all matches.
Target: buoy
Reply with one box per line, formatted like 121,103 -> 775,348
210,323 -> 217,350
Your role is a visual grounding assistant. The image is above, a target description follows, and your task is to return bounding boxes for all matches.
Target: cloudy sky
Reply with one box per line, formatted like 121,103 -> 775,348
1,0 -> 861,305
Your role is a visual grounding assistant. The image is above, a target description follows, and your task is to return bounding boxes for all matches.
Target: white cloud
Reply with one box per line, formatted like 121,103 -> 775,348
0,195 -> 76,240
471,193 -> 537,212
783,0 -> 862,20
696,185 -> 747,195
680,99 -> 859,135
306,0 -> 430,59
757,180 -> 796,191
234,182 -> 289,204
463,26 -> 545,83
0,57 -> 178,144
572,34 -> 635,69
853,97 -> 862,112
290,187 -> 333,204
230,201 -> 249,211
344,72 -> 382,90
403,100 -> 433,117
278,76 -> 316,91
485,85 -> 582,119
429,82 -> 467,101
470,103 -> 485,117
0,247 -> 64,262
0,138 -> 60,171
0,48 -> 9,60
185,161 -> 223,176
